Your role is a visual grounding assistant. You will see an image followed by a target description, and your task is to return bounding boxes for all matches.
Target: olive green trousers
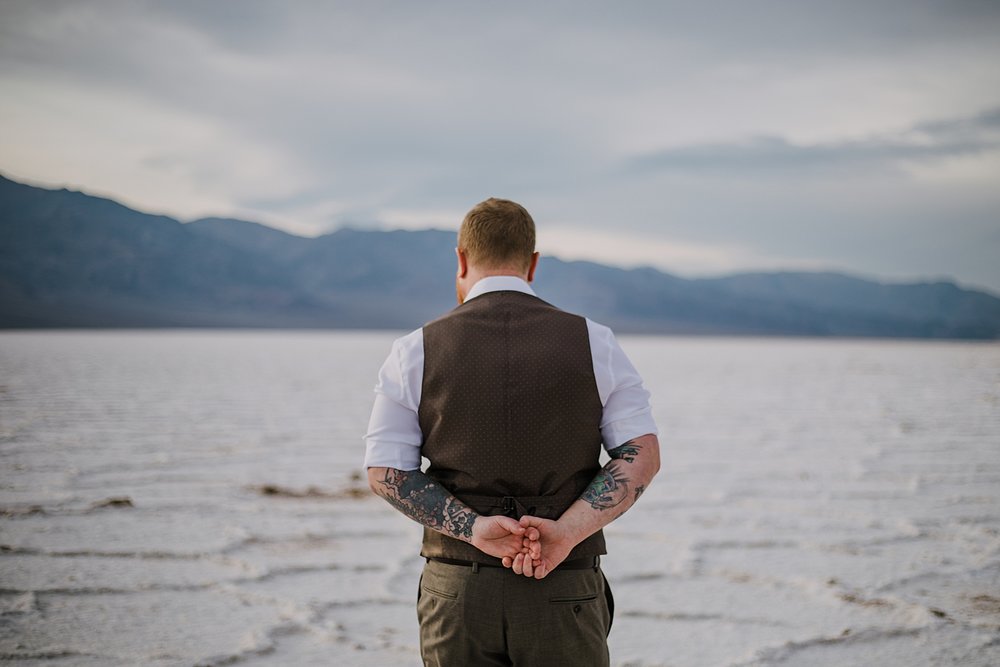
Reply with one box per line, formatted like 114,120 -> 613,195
417,559 -> 613,667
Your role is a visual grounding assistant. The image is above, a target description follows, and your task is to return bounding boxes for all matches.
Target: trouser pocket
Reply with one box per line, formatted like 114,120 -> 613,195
603,572 -> 615,636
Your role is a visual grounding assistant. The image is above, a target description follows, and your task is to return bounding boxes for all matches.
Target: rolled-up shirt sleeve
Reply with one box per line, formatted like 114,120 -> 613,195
587,319 -> 659,450
363,329 -> 424,470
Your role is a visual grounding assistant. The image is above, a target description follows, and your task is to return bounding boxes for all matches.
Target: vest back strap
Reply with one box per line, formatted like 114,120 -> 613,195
461,492 -> 582,520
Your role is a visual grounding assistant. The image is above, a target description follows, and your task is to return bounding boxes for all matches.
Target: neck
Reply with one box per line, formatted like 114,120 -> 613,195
458,268 -> 528,304
471,267 -> 528,283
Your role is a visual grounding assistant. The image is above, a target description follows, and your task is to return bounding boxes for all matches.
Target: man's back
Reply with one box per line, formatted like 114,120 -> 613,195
419,289 -> 607,564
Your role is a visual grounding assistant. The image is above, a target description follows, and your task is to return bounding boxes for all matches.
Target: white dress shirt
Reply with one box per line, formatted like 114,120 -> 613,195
364,276 -> 658,470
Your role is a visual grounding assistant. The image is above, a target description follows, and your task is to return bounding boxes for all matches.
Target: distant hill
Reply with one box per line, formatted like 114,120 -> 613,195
2,174 -> 999,338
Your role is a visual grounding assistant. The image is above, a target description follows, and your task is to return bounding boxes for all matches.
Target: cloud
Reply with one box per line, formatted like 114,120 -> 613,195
627,108 -> 1000,173
537,225 -> 836,277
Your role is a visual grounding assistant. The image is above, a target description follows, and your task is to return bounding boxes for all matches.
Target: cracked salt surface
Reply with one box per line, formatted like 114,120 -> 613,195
1,331 -> 998,666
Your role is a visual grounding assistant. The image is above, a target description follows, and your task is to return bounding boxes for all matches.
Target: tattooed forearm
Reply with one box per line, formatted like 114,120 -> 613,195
443,500 -> 476,539
560,434 -> 658,547
608,440 -> 642,463
580,440 -> 650,511
374,469 -> 477,540
580,460 -> 630,511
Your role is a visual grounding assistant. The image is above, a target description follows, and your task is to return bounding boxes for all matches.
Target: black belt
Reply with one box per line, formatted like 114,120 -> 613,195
427,555 -> 600,572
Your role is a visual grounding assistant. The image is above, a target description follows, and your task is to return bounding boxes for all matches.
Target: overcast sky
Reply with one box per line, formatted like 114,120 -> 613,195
2,1 -> 999,292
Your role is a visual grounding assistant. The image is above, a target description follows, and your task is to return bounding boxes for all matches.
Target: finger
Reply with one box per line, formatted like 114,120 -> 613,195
493,515 -> 525,535
518,536 -> 539,559
534,562 -> 549,580
519,515 -> 544,528
502,556 -> 513,568
512,552 -> 525,575
522,554 -> 533,578
524,527 -> 540,542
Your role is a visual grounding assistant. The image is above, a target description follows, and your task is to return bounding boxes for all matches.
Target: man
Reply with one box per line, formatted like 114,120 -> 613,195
364,198 -> 660,666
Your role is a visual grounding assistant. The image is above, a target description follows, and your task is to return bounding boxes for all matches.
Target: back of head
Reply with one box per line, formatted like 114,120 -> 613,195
458,198 -> 536,273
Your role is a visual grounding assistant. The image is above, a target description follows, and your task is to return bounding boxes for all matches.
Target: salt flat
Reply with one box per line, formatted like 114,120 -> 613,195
1,331 -> 998,666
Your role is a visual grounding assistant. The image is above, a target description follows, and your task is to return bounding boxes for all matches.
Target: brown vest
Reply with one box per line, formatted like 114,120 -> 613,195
418,289 -> 607,564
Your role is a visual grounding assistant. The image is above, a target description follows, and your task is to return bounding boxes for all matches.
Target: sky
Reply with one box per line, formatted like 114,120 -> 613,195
1,1 -> 999,292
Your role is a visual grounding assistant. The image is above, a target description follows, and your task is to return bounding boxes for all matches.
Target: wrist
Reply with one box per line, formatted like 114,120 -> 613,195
463,512 -> 484,544
441,498 -> 479,543
558,509 -> 598,547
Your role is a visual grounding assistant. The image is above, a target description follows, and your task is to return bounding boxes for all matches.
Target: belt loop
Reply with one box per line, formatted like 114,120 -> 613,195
593,555 -> 600,572
472,562 -> 480,574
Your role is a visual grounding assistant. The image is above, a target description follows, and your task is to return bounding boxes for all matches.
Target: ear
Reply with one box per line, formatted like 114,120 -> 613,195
456,247 -> 469,278
526,252 -> 540,283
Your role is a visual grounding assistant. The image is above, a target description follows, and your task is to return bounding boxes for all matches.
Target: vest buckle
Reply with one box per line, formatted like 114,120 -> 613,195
501,496 -> 517,518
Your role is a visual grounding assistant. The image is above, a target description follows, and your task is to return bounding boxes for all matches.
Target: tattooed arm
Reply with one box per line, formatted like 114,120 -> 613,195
507,433 -> 660,578
367,467 -> 538,561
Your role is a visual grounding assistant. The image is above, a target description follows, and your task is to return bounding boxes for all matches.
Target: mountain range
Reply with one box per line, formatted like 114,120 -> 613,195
2,173 -> 999,338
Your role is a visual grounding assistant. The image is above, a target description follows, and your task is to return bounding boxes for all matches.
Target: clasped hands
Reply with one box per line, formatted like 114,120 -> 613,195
469,514 -> 574,580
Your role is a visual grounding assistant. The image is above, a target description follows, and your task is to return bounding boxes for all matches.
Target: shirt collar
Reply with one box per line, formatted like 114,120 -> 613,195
463,275 -> 536,303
